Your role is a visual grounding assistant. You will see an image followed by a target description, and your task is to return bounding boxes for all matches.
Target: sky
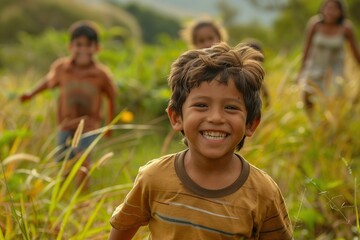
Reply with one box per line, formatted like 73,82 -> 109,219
115,0 -> 279,26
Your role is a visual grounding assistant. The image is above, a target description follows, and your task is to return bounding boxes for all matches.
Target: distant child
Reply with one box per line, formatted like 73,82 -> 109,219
243,38 -> 271,107
109,42 -> 292,239
181,17 -> 228,49
20,20 -> 117,190
181,20 -> 270,108
298,0 -> 360,115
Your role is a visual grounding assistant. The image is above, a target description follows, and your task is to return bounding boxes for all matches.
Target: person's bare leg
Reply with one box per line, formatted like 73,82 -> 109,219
303,91 -> 314,119
76,156 -> 90,192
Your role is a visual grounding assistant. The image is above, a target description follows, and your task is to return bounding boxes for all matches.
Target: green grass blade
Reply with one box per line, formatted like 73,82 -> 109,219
355,177 -> 359,233
19,196 -> 31,240
1,164 -> 30,240
76,197 -> 106,239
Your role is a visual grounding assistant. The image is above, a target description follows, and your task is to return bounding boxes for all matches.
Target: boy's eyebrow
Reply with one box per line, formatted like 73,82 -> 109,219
189,96 -> 243,102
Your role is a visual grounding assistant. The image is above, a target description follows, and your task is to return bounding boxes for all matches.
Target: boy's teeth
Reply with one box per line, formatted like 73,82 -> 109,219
202,131 -> 226,140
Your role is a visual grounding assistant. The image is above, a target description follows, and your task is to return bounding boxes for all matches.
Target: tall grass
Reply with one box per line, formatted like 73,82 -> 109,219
0,97 -> 177,239
1,30 -> 360,239
247,47 -> 360,239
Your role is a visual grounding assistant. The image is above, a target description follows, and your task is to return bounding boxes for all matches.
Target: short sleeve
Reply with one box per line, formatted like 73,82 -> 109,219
110,168 -> 151,230
259,187 -> 293,240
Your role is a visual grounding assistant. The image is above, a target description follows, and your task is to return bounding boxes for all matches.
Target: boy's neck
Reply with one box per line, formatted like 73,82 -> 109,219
70,58 -> 95,68
183,150 -> 242,190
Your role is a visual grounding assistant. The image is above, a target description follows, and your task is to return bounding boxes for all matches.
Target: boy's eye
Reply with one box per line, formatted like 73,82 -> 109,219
193,103 -> 207,108
225,105 -> 239,110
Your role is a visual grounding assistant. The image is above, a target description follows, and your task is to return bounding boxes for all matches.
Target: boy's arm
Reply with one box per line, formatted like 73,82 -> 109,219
259,188 -> 293,240
109,168 -> 150,239
20,79 -> 49,102
108,226 -> 139,240
106,93 -> 115,135
104,77 -> 117,138
20,58 -> 64,103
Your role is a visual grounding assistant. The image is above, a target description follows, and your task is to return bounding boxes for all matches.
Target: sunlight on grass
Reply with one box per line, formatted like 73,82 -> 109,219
1,35 -> 360,239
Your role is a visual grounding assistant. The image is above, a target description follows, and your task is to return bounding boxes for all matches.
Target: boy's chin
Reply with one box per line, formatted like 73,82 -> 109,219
74,59 -> 92,67
72,55 -> 93,66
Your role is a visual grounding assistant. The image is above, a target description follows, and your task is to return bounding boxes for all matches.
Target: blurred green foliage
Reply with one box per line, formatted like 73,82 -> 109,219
0,0 -> 181,45
1,0 -> 360,52
1,1 -> 360,239
0,25 -> 187,123
0,0 -> 141,44
1,0 -> 360,120
246,0 -> 360,52
121,3 -> 182,44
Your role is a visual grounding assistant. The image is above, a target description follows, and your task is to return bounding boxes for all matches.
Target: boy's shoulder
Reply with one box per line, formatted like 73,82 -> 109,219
92,60 -> 112,73
134,152 -> 179,187
50,57 -> 111,76
245,161 -> 283,199
88,60 -> 114,81
139,152 -> 178,173
49,57 -> 72,70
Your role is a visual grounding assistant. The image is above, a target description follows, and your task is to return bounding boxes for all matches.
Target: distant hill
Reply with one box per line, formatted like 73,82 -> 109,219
0,0 -> 142,44
115,0 -> 277,26
0,0 -> 183,44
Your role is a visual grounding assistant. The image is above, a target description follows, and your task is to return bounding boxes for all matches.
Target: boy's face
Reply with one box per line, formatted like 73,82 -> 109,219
194,26 -> 221,49
69,36 -> 99,67
168,79 -> 259,160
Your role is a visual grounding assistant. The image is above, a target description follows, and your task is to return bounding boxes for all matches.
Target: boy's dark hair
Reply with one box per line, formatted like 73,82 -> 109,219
168,42 -> 264,150
69,20 -> 99,43
243,38 -> 264,62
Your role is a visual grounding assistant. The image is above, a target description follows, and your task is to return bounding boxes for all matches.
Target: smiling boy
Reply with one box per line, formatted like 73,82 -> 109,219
20,20 -> 117,190
109,42 -> 292,239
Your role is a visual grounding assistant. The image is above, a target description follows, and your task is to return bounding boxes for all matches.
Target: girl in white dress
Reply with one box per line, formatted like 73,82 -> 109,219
298,0 -> 360,115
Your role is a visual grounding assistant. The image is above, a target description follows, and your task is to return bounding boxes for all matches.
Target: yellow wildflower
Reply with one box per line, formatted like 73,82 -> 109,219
120,110 -> 134,123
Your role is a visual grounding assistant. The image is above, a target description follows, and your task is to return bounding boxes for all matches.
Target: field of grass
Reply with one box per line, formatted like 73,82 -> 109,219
1,29 -> 360,239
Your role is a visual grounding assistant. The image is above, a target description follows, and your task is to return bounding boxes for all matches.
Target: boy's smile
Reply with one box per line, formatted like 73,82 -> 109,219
202,131 -> 227,140
170,78 -> 257,162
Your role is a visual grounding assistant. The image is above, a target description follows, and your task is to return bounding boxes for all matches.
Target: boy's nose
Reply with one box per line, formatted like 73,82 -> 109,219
207,108 -> 225,123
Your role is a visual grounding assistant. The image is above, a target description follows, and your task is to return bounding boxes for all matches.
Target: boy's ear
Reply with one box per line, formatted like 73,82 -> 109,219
245,117 -> 261,137
167,107 -> 183,131
95,44 -> 100,52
